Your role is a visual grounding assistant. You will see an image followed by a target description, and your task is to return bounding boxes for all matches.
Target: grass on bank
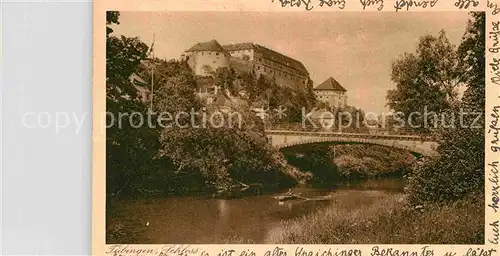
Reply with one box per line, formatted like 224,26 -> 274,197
222,192 -> 483,244
265,193 -> 483,244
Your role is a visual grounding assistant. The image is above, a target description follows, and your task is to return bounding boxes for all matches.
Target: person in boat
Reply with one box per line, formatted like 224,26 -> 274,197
273,189 -> 298,201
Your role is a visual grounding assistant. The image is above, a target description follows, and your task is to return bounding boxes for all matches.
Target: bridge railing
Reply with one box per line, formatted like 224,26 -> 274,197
264,122 -> 428,137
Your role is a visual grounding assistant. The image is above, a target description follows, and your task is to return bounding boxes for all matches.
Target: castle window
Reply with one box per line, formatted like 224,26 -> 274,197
216,53 -> 220,56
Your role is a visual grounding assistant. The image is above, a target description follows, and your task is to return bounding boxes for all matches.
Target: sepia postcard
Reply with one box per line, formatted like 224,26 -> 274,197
93,0 -> 499,255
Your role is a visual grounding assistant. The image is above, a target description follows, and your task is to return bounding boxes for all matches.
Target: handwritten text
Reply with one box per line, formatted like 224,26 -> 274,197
272,0 -> 315,10
360,0 -> 384,10
454,0 -> 479,9
394,0 -> 439,12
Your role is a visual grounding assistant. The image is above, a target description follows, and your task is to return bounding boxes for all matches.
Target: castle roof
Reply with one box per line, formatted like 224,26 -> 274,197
222,43 -> 254,52
314,77 -> 347,92
186,39 -> 226,52
222,42 -> 308,74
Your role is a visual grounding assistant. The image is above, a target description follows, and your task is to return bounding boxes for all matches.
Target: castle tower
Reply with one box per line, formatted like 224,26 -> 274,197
184,39 -> 230,76
313,77 -> 348,108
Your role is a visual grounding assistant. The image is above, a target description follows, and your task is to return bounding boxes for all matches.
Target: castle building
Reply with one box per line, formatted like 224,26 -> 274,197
182,40 -> 310,91
313,77 -> 347,108
182,39 -> 311,107
222,43 -> 310,90
183,40 -> 231,77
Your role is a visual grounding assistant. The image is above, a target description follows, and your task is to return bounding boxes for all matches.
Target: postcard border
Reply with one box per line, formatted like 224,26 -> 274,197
93,1 -> 499,255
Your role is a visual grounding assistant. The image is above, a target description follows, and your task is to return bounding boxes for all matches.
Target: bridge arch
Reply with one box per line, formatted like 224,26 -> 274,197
265,130 -> 438,156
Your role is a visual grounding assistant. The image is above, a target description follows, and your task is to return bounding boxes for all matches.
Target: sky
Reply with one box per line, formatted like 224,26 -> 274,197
112,11 -> 471,114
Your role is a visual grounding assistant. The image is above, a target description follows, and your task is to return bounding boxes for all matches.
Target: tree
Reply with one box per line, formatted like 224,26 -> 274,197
458,12 -> 485,111
136,58 -> 202,115
106,11 -> 119,36
236,71 -> 259,102
135,59 -> 296,192
157,103 -> 292,191
405,12 -> 485,205
213,67 -> 237,96
387,30 -> 464,130
106,11 -> 161,199
107,36 -> 149,101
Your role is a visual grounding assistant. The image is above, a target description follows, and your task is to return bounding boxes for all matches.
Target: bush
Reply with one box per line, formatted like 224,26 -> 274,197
405,120 -> 484,205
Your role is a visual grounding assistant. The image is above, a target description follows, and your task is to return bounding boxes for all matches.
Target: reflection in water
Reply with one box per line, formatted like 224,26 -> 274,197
215,200 -> 230,239
107,179 -> 405,244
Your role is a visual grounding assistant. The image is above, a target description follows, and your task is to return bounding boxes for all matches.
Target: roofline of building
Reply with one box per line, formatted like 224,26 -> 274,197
185,39 -> 227,53
185,48 -> 227,53
312,87 -> 347,91
222,42 -> 309,75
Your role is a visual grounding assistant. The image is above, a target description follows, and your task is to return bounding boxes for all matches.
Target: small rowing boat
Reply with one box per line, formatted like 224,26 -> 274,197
272,189 -> 306,201
272,189 -> 334,202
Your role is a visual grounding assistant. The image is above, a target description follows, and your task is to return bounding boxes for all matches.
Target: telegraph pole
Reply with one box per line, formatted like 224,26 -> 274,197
149,32 -> 155,113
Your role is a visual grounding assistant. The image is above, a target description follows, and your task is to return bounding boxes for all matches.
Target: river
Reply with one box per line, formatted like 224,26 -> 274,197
106,178 -> 405,244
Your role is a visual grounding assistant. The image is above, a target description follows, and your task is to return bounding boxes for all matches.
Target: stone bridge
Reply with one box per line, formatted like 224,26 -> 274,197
265,130 -> 439,156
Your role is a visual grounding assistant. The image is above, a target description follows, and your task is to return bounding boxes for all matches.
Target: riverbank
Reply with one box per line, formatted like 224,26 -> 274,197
107,182 -> 483,244
262,192 -> 483,244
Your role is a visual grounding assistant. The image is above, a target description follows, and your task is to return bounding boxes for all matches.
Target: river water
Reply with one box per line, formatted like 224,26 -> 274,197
107,178 -> 404,244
